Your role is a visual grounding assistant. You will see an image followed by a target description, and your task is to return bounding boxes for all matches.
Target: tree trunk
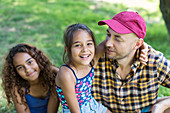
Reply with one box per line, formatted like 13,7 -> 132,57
160,0 -> 170,37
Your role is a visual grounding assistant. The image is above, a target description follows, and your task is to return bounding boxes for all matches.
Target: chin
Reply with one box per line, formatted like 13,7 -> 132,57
107,54 -> 115,58
82,62 -> 91,65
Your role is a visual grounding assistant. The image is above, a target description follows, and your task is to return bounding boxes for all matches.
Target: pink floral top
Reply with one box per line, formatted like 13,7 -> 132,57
56,65 -> 94,109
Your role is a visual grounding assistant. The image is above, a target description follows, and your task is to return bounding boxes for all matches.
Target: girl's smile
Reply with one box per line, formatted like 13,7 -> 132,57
80,53 -> 91,60
27,71 -> 36,76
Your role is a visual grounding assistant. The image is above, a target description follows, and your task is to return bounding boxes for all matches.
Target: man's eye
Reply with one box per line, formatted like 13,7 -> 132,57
107,33 -> 111,37
115,38 -> 120,42
114,37 -> 121,42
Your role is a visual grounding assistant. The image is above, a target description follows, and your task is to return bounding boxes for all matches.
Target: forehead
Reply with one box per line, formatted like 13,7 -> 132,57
107,27 -> 138,39
13,53 -> 32,66
73,30 -> 92,42
107,27 -> 119,34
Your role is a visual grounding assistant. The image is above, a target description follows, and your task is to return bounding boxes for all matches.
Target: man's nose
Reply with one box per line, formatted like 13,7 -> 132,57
106,38 -> 113,47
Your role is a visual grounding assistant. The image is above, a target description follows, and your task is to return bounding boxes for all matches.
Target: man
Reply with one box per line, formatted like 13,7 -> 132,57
92,11 -> 170,113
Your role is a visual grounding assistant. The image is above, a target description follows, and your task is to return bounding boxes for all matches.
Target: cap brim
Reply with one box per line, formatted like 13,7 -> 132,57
98,19 -> 132,34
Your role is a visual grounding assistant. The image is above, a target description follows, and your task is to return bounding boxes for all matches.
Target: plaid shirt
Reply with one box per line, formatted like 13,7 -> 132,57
92,46 -> 170,113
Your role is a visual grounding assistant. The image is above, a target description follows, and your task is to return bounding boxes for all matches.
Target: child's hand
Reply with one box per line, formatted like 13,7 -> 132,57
139,42 -> 148,65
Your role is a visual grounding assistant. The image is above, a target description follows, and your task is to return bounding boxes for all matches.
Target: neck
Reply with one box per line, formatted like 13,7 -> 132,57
116,50 -> 136,80
118,49 -> 136,67
70,62 -> 91,70
29,79 -> 40,86
70,63 -> 91,78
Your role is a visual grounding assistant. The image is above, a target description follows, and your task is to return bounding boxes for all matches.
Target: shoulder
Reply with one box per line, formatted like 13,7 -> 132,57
12,86 -> 25,95
147,46 -> 170,70
11,86 -> 25,103
58,66 -> 75,79
148,46 -> 167,62
11,86 -> 31,113
55,65 -> 76,87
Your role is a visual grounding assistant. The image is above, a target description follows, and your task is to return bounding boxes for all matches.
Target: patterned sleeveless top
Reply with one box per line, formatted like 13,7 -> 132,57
56,65 -> 94,109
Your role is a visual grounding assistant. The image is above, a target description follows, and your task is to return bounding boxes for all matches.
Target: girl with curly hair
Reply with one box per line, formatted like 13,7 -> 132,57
1,43 -> 60,113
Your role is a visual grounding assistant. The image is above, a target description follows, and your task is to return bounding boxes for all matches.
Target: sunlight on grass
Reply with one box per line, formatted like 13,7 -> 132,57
25,16 -> 40,23
94,0 -> 159,13
56,42 -> 64,47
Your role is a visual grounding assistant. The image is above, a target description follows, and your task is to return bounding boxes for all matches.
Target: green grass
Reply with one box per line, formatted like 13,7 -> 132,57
0,0 -> 170,112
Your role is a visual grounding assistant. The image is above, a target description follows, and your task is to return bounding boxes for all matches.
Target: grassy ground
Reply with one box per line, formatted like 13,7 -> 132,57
0,0 -> 170,112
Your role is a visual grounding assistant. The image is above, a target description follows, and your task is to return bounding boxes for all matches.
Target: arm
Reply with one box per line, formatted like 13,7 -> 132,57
12,87 -> 31,113
151,96 -> 170,113
55,66 -> 80,113
47,86 -> 60,113
94,39 -> 106,67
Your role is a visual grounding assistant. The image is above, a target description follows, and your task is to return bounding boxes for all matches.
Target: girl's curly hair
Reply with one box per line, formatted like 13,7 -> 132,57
1,43 -> 56,109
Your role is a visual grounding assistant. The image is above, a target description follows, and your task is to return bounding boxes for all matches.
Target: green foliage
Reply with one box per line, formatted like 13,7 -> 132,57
145,23 -> 170,59
0,80 -> 16,113
0,0 -> 169,112
158,86 -> 170,97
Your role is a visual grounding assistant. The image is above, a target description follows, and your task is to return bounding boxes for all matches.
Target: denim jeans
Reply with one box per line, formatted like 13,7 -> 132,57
62,98 -> 107,113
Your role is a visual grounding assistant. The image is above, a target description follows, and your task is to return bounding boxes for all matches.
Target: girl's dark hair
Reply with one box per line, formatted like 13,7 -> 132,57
63,23 -> 97,66
1,43 -> 56,109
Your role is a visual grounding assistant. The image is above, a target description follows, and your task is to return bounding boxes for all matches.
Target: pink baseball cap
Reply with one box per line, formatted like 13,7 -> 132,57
98,11 -> 146,39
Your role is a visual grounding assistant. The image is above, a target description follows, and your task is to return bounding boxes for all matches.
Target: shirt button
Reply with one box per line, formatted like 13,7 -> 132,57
120,98 -> 125,104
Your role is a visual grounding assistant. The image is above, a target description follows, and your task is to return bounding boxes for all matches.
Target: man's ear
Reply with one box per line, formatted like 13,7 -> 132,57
135,39 -> 143,50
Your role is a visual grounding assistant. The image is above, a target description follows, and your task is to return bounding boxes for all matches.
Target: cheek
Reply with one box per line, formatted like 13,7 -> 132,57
72,48 -> 80,56
88,46 -> 95,55
17,71 -> 25,78
114,44 -> 125,54
115,43 -> 124,49
91,47 -> 95,57
91,46 -> 95,52
35,63 -> 40,71
70,50 -> 76,57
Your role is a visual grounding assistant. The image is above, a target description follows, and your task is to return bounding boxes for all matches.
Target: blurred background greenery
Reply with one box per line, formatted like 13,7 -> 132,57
0,0 -> 170,112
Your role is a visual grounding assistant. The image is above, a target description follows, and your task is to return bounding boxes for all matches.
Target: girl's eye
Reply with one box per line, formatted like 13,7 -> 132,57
17,66 -> 23,70
28,60 -> 33,64
87,42 -> 93,46
75,44 -> 81,47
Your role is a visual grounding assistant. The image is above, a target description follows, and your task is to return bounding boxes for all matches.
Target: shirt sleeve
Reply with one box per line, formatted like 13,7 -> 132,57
157,51 -> 170,88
